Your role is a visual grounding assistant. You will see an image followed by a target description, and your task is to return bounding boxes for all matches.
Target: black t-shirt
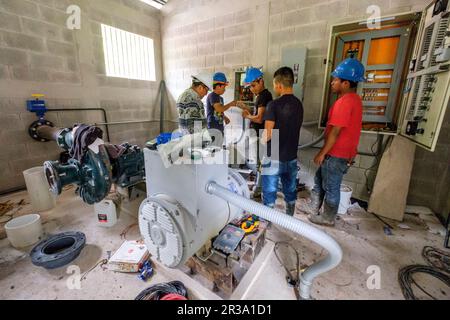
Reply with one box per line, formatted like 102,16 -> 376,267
206,92 -> 225,133
263,94 -> 304,162
251,89 -> 273,133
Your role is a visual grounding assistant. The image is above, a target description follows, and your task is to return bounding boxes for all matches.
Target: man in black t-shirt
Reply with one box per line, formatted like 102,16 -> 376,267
240,68 -> 273,136
261,67 -> 304,216
237,68 -> 273,199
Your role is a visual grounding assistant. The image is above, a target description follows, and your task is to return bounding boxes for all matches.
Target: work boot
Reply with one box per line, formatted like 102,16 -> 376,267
308,203 -> 336,227
252,187 -> 262,199
298,191 -> 322,216
286,203 -> 296,216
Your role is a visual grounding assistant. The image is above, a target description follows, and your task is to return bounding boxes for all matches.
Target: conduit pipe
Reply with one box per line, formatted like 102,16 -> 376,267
206,181 -> 343,300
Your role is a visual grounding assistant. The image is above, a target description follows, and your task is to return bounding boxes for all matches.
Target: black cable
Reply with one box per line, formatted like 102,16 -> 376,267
422,246 -> 450,273
135,281 -> 188,300
274,241 -> 300,286
398,265 -> 450,300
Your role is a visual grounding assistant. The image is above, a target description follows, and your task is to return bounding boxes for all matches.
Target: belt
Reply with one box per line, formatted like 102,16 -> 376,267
325,154 -> 355,166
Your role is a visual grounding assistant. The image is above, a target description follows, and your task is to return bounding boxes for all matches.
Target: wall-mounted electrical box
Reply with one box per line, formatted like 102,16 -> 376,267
281,46 -> 307,102
320,0 -> 450,152
400,0 -> 450,151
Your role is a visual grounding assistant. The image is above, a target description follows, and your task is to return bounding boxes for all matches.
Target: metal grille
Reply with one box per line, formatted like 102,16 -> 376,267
408,75 -> 422,119
418,24 -> 435,70
101,24 -> 156,81
431,17 -> 450,66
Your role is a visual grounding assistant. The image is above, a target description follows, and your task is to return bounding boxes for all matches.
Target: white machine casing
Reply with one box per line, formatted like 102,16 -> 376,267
139,148 -> 249,268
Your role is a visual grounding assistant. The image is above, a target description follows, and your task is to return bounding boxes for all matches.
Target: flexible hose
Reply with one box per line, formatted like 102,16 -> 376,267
206,181 -> 343,300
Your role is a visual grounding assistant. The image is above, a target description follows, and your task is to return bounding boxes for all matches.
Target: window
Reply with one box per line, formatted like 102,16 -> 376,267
101,24 -> 156,81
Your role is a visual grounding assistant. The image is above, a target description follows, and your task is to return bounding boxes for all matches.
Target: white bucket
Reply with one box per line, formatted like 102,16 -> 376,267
5,214 -> 43,248
23,167 -> 56,212
338,185 -> 353,215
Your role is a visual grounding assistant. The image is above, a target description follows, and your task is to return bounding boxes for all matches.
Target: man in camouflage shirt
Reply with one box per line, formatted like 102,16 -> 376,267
177,73 -> 213,135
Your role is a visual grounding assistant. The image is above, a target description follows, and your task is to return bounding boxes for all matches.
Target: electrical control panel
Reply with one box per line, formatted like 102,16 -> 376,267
320,13 -> 419,132
400,0 -> 450,151
234,67 -> 256,107
320,0 -> 450,152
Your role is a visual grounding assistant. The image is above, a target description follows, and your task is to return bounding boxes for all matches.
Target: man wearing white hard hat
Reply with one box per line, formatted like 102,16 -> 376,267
176,73 -> 213,135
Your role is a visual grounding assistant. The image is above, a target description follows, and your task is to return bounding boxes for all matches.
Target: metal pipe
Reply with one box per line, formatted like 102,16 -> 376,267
160,80 -> 166,134
36,126 -> 62,141
95,120 -> 160,126
46,108 -> 110,142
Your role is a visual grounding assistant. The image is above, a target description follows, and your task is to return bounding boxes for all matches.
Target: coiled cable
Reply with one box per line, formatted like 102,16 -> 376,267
135,281 -> 188,300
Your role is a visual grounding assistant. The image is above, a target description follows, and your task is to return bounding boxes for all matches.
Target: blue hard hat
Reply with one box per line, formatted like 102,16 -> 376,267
213,72 -> 228,85
331,58 -> 366,82
244,68 -> 264,84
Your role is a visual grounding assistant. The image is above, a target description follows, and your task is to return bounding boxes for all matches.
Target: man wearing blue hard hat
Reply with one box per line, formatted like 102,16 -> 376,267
240,68 -> 273,135
206,72 -> 237,138
303,58 -> 365,226
238,67 -> 273,198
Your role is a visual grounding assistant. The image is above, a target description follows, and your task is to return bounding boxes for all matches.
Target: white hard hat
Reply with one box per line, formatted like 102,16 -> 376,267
192,73 -> 214,91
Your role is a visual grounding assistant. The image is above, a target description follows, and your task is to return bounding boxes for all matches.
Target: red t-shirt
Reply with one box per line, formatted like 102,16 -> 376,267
325,93 -> 363,159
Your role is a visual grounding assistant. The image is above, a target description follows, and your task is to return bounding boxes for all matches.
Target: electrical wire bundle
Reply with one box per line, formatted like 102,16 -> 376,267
135,281 -> 188,300
422,246 -> 450,272
274,241 -> 301,299
398,246 -> 450,300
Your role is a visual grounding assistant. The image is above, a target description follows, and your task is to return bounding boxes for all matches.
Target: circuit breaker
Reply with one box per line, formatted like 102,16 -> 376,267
400,0 -> 450,151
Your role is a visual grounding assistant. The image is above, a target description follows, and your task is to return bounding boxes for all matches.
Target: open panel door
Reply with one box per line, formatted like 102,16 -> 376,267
320,12 -> 421,133
399,0 -> 450,151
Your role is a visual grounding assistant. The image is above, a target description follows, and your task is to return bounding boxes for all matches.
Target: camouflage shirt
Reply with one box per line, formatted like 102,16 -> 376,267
176,88 -> 207,135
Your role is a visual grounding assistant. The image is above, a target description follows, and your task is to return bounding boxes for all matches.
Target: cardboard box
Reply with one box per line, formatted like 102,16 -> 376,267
108,240 -> 150,273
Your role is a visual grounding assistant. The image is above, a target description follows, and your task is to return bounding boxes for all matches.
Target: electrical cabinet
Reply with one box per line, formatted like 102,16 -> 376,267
320,0 -> 450,152
400,0 -> 450,151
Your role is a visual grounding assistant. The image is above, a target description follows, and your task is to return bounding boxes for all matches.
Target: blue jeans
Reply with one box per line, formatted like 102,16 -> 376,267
313,155 -> 350,212
262,159 -> 298,207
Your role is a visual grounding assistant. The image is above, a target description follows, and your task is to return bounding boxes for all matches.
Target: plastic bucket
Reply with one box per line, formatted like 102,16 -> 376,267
338,185 -> 353,215
5,214 -> 43,248
23,167 -> 56,212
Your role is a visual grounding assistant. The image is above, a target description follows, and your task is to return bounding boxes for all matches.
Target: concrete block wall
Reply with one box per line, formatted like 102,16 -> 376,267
408,109 -> 450,222
161,0 -> 429,201
0,0 -> 164,193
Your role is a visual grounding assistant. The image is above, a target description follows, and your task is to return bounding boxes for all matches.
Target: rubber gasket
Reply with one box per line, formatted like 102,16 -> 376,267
30,232 -> 86,269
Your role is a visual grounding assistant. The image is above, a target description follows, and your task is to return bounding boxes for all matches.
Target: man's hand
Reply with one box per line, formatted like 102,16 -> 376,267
314,153 -> 326,166
236,101 -> 246,109
224,116 -> 231,125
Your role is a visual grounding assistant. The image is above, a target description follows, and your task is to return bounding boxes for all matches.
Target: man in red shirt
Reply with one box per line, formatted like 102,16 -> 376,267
304,58 -> 365,226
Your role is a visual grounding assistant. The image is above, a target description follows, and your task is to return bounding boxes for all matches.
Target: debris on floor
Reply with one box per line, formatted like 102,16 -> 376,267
0,199 -> 28,224
398,246 -> 450,300
419,214 -> 447,236
138,260 -> 154,282
81,259 -> 108,282
397,223 -> 412,230
405,205 -> 434,215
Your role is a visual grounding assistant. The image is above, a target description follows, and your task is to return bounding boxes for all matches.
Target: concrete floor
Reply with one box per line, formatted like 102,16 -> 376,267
0,188 -> 448,300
